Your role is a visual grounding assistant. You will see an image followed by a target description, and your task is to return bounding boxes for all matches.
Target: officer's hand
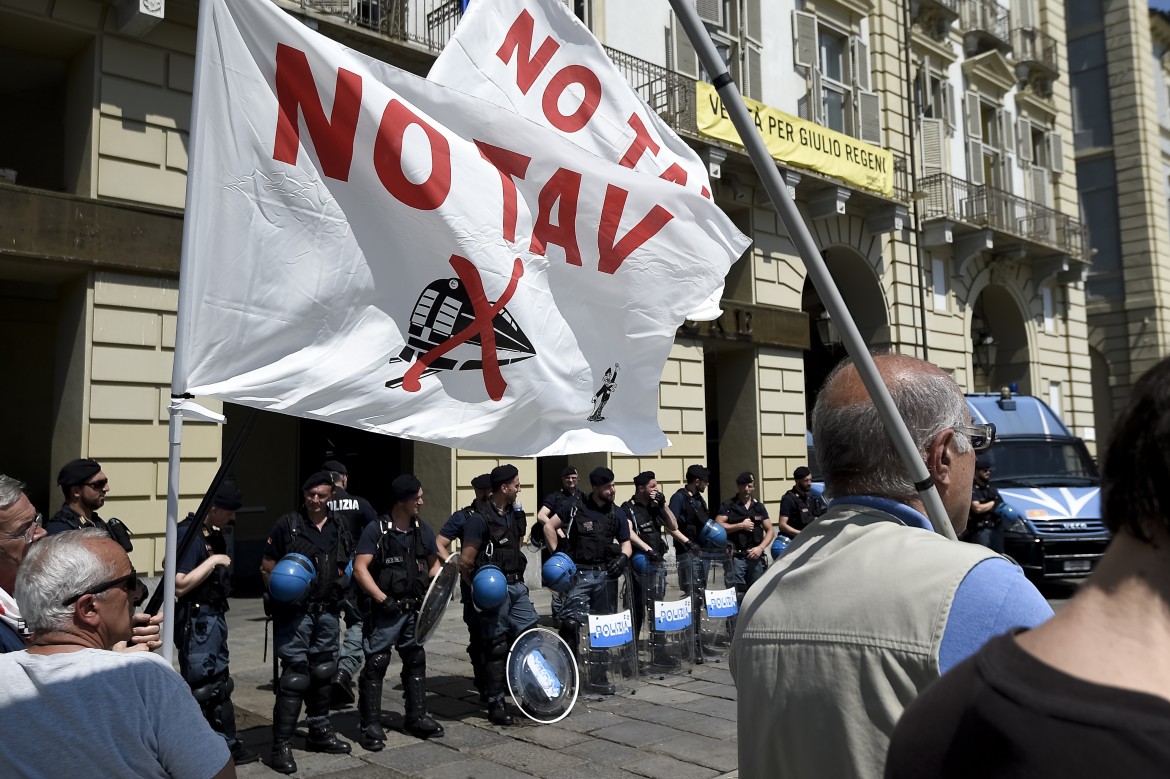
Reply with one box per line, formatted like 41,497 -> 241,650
747,546 -> 763,560
679,540 -> 695,556
646,549 -> 663,564
380,597 -> 401,617
211,553 -> 232,568
606,555 -> 629,579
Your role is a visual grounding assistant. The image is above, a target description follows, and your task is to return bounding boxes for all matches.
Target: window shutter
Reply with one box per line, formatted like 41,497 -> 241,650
1001,111 -> 1014,153
746,43 -> 763,101
793,11 -> 818,69
858,89 -> 881,144
1017,0 -> 1035,28
810,68 -> 823,123
944,81 -> 956,133
745,0 -> 762,45
1017,119 -> 1033,163
921,117 -> 944,175
920,54 -> 933,115
1031,165 -> 1050,207
968,140 -> 985,185
1049,132 -> 1064,173
966,91 -> 983,140
853,39 -> 871,92
671,13 -> 699,79
696,0 -> 724,28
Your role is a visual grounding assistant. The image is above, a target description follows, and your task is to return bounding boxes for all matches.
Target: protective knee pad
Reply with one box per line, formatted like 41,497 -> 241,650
278,665 -> 311,695
366,650 -> 392,676
486,636 -> 510,661
222,675 -> 235,698
308,653 -> 338,682
190,681 -> 219,704
400,645 -> 426,677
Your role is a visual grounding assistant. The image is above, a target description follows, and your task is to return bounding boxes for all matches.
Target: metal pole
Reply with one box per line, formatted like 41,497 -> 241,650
668,0 -> 955,539
161,408 -> 184,662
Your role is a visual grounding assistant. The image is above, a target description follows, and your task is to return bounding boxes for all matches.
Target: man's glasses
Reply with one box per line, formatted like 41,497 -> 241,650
954,423 -> 996,453
84,478 -> 109,490
1,513 -> 42,544
62,570 -> 148,607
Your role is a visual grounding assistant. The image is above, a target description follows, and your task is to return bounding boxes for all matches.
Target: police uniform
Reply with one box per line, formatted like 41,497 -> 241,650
327,482 -> 378,702
176,509 -> 255,764
966,478 -> 1004,552
264,493 -> 353,768
669,486 -> 709,597
355,514 -> 443,748
719,497 -> 770,599
437,476 -> 491,701
464,498 -> 538,720
45,458 -> 133,552
557,492 -> 631,693
622,497 -> 669,642
778,488 -> 825,535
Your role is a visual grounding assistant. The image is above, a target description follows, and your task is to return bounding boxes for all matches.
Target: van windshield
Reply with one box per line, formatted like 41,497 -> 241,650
989,439 -> 1099,487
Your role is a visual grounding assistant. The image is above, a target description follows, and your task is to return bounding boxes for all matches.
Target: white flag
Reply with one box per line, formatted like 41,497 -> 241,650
430,0 -> 735,320
173,0 -> 750,457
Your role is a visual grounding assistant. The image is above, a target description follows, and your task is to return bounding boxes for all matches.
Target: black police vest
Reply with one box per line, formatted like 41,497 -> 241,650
724,501 -> 768,551
566,498 -> 621,564
474,506 -> 527,575
623,500 -> 666,555
673,489 -> 708,541
285,511 -> 351,604
179,517 -> 231,607
372,520 -> 428,600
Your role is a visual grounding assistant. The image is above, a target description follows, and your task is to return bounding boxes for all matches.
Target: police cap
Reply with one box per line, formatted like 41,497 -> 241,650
561,465 -> 578,478
301,471 -> 333,492
57,458 -> 102,487
471,473 -> 492,491
392,474 -> 422,503
321,460 -> 347,476
736,471 -> 755,485
490,464 -> 519,487
685,464 -> 710,482
212,479 -> 244,511
589,467 -> 615,487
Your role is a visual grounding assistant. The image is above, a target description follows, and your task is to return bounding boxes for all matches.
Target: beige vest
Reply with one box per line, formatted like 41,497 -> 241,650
730,503 -> 996,779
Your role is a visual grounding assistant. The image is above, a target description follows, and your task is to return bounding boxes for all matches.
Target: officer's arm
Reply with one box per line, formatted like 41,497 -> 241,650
175,554 -> 230,598
760,517 -> 776,552
537,504 -> 553,524
426,553 -> 442,579
715,511 -> 736,532
627,520 -> 654,554
260,557 -> 276,588
437,534 -> 453,560
972,497 -> 997,514
620,539 -> 632,558
353,553 -> 385,603
774,497 -> 802,538
459,542 -> 479,586
544,514 -> 563,550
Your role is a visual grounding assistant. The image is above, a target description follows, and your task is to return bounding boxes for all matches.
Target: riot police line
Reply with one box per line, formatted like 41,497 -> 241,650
197,462 -> 792,771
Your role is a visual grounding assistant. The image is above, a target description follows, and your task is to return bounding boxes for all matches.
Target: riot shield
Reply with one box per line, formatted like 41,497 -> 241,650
699,550 -> 737,661
506,628 -> 579,724
634,560 -> 692,673
416,553 -> 459,645
580,575 -> 638,698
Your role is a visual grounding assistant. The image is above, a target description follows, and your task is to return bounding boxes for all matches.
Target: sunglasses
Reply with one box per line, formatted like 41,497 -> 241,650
953,423 -> 996,453
62,570 -> 148,607
84,478 -> 109,490
1,512 -> 42,544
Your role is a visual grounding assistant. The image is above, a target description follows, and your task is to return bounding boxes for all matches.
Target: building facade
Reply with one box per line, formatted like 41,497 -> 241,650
0,0 -> 1092,578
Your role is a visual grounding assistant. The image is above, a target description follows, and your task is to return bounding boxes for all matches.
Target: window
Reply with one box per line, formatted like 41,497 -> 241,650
1041,286 -> 1055,333
932,258 -> 948,311
965,92 -> 1011,189
917,58 -> 954,176
670,0 -> 763,101
793,11 -> 881,144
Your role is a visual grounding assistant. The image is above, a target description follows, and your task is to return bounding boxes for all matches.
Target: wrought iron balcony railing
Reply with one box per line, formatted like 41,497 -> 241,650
920,173 -> 1086,258
1011,27 -> 1059,77
960,0 -> 1011,50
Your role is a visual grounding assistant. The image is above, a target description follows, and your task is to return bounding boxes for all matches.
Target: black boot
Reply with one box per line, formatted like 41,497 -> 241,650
230,741 -> 260,766
403,676 -> 445,738
331,667 -> 356,708
306,719 -> 352,754
587,656 -> 616,696
269,692 -> 301,774
488,700 -> 514,726
358,672 -> 385,751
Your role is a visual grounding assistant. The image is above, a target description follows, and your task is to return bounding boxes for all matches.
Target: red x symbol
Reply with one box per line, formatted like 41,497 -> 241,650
402,255 -> 524,401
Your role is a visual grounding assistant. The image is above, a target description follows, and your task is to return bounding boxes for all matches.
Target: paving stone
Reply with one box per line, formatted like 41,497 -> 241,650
622,684 -> 705,706
558,707 -> 625,731
676,696 -> 737,721
624,753 -> 721,779
556,762 -> 647,779
509,723 -> 594,750
364,740 -> 468,773
648,734 -> 739,771
267,751 -> 367,778
412,756 -> 538,778
475,740 -> 588,777
591,719 -> 681,748
428,694 -> 485,719
437,721 -> 513,751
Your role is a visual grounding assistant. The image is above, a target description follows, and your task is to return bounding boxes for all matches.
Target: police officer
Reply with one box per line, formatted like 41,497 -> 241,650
352,474 -> 444,750
777,466 -> 824,539
668,464 -> 709,661
966,456 -> 1004,552
716,472 -> 775,604
44,459 -> 133,552
438,473 -> 493,702
624,471 -> 688,667
262,471 -> 354,775
322,459 -> 378,707
460,464 -> 539,726
535,466 -> 582,623
545,466 -> 632,695
175,478 -> 258,765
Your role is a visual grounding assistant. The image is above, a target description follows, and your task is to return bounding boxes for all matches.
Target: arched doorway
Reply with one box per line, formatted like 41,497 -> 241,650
970,285 -> 1030,394
802,247 -> 889,416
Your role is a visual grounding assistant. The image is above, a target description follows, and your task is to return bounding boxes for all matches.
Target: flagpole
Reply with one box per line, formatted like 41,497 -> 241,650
161,0 -> 220,661
667,0 -> 956,539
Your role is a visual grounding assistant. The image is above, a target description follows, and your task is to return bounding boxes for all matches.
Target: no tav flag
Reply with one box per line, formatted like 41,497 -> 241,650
173,0 -> 749,457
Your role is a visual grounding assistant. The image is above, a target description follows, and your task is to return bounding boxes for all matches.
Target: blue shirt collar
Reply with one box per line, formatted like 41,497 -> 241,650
827,495 -> 933,531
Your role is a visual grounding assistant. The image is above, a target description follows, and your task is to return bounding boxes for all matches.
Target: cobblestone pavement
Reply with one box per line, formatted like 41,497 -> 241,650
218,584 -> 740,778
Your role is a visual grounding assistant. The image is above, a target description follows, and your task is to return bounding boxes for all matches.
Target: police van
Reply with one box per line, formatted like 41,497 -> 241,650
966,390 -> 1110,580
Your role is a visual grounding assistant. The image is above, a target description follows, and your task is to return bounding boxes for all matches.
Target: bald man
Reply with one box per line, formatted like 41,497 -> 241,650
731,354 -> 1052,779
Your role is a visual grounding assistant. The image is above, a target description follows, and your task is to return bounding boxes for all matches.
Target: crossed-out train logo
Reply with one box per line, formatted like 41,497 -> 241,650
705,587 -> 738,618
654,596 -> 692,632
386,255 -> 536,401
588,610 -> 634,648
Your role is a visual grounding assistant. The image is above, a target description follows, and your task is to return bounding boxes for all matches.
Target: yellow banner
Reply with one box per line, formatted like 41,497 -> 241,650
696,82 -> 894,197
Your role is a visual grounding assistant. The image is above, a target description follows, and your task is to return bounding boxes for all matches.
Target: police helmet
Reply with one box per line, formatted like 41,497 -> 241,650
541,552 -> 576,593
630,551 -> 652,576
472,565 -> 508,610
699,519 -> 728,548
268,553 -> 317,603
771,535 -> 790,560
994,502 -> 1023,525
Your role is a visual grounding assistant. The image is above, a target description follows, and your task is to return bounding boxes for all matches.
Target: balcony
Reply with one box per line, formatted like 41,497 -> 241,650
960,0 -> 1012,56
911,0 -> 960,40
1011,27 -> 1059,91
299,0 -> 461,52
919,173 -> 1087,281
